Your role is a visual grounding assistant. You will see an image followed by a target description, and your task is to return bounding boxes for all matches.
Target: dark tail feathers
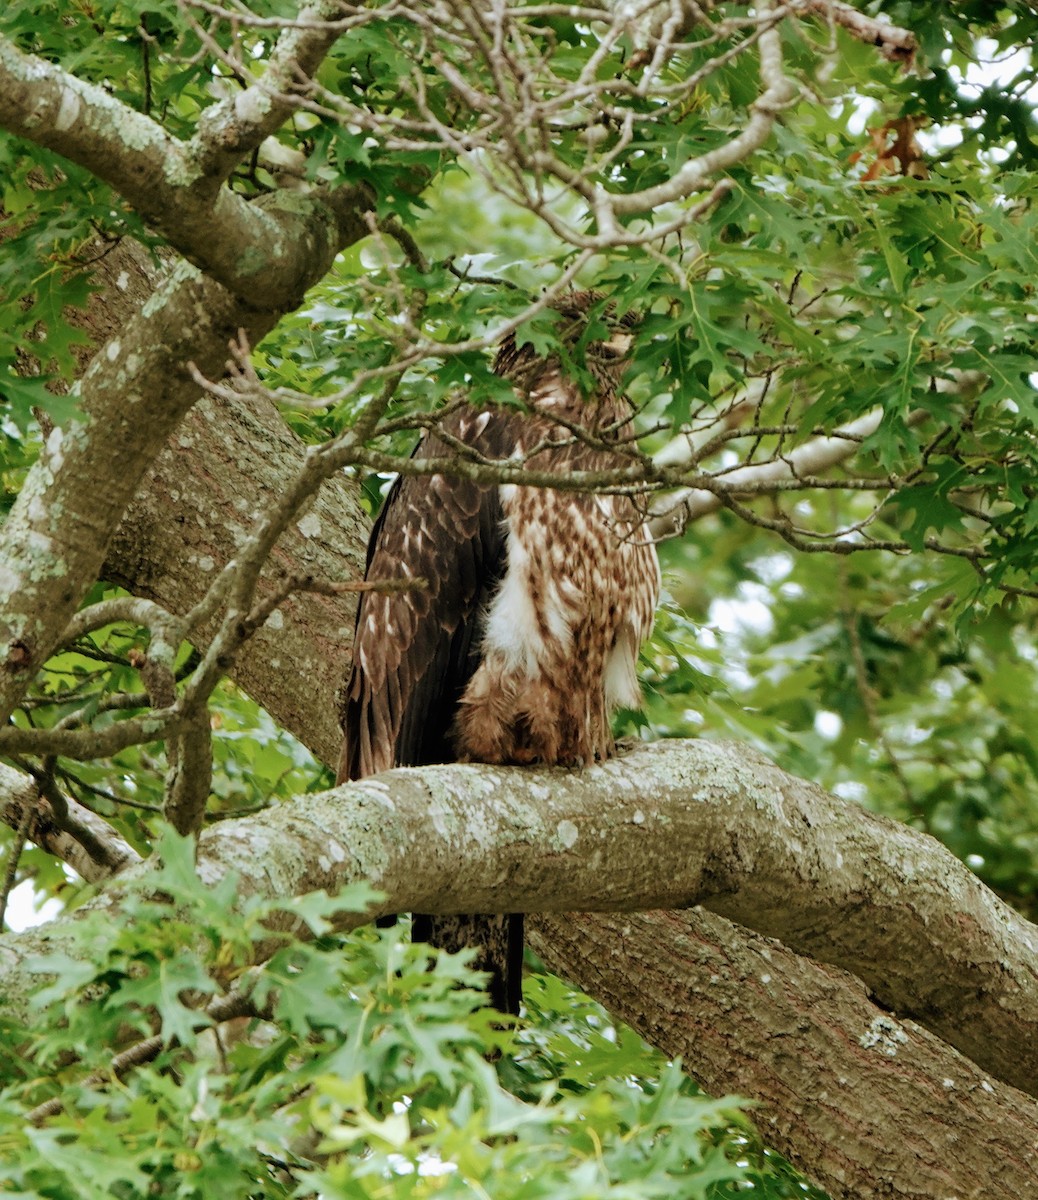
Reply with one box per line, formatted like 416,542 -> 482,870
411,913 -> 524,1015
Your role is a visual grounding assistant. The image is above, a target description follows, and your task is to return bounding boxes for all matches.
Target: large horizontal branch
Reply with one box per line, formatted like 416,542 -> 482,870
1,743 -> 1037,1200
3,740 -> 1037,1100
0,9 -> 353,304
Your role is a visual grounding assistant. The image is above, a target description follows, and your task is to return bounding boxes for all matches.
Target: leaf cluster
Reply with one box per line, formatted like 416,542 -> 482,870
0,832 -> 813,1200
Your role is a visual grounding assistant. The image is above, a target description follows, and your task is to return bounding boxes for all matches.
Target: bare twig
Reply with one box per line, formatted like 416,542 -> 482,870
648,407 -> 929,540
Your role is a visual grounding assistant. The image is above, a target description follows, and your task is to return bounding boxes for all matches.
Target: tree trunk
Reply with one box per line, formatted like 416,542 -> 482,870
533,910 -> 1038,1200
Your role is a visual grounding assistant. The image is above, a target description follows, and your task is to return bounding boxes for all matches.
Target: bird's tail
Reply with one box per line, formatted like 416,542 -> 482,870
411,913 -> 524,1015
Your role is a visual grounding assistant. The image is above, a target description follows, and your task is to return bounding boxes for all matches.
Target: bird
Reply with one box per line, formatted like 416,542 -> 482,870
338,291 -> 660,1014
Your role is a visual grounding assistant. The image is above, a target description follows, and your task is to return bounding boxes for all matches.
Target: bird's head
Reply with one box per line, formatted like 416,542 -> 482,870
493,290 -> 637,396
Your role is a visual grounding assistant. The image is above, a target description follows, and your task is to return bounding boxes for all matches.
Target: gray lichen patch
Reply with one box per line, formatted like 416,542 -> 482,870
859,1015 -> 909,1057
54,86 -> 81,132
555,819 -> 579,850
235,88 -> 274,123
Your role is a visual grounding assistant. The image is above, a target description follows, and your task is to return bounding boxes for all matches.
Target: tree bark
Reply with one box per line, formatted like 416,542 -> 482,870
0,762 -> 139,884
103,386 -> 368,764
532,910 -> 1038,1200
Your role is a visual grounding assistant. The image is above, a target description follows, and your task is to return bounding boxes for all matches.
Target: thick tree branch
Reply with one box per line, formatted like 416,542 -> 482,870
0,185 -> 372,727
0,263 -> 270,723
0,18 -> 355,303
2,741 -> 1037,1103
532,910 -> 1036,1200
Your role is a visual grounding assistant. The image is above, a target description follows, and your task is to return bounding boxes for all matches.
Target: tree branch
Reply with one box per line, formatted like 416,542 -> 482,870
0,182 -> 372,728
796,0 -> 917,63
0,762 -> 140,883
648,407 -> 929,540
163,709 -> 214,836
610,1 -> 798,216
186,0 -> 350,179
2,740 -> 1037,1102
25,967 -> 269,1124
0,19 -> 358,303
532,909 -> 1035,1200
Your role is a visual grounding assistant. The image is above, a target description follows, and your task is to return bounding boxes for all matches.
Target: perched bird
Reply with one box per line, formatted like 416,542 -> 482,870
338,291 -> 660,1013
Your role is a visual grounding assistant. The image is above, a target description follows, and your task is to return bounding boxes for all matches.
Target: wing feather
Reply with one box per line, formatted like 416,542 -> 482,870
338,408 -> 520,781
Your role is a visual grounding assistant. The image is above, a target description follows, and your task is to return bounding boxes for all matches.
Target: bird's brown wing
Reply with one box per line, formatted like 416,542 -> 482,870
338,406 -> 518,781
338,407 -> 526,1014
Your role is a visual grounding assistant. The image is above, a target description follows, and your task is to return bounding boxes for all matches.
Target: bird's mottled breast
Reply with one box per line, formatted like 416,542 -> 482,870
480,376 -> 659,702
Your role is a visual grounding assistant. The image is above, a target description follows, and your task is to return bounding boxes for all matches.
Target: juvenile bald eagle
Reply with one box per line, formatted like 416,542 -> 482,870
338,292 -> 660,1013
